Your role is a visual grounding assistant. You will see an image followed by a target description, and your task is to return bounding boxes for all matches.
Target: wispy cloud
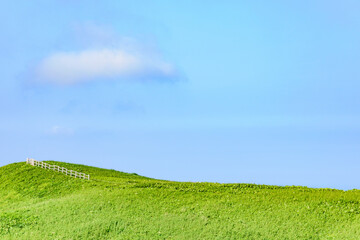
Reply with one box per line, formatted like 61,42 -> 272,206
36,48 -> 176,85
48,126 -> 74,135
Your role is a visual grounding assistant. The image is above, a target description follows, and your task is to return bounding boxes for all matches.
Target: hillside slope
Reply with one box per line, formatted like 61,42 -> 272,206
1,161 -> 360,239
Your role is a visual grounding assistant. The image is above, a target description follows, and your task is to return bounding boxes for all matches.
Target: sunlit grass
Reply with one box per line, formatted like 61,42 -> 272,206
1,161 -> 360,239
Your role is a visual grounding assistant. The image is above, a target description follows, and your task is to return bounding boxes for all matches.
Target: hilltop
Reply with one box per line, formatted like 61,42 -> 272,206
1,161 -> 360,239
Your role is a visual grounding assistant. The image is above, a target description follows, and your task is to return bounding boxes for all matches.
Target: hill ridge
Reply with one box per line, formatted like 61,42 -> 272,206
1,161 -> 360,239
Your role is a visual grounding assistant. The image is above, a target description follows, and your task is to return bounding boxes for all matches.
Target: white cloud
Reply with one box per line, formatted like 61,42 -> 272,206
48,126 -> 74,135
36,48 -> 176,85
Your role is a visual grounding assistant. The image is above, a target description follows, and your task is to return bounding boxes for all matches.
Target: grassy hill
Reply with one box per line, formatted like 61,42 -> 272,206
1,161 -> 360,239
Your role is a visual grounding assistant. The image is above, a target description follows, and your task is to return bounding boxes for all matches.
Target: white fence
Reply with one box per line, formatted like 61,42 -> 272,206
26,158 -> 90,180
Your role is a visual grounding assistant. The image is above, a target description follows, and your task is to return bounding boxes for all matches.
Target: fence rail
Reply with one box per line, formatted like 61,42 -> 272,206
26,158 -> 90,180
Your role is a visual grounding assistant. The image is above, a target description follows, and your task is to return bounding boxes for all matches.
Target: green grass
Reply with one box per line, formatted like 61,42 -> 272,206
1,161 -> 360,239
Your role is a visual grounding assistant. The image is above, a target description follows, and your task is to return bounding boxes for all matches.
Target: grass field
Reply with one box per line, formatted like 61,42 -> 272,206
1,161 -> 360,239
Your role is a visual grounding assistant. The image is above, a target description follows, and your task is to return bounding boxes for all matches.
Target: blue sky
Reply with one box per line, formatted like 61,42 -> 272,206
1,0 -> 360,189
